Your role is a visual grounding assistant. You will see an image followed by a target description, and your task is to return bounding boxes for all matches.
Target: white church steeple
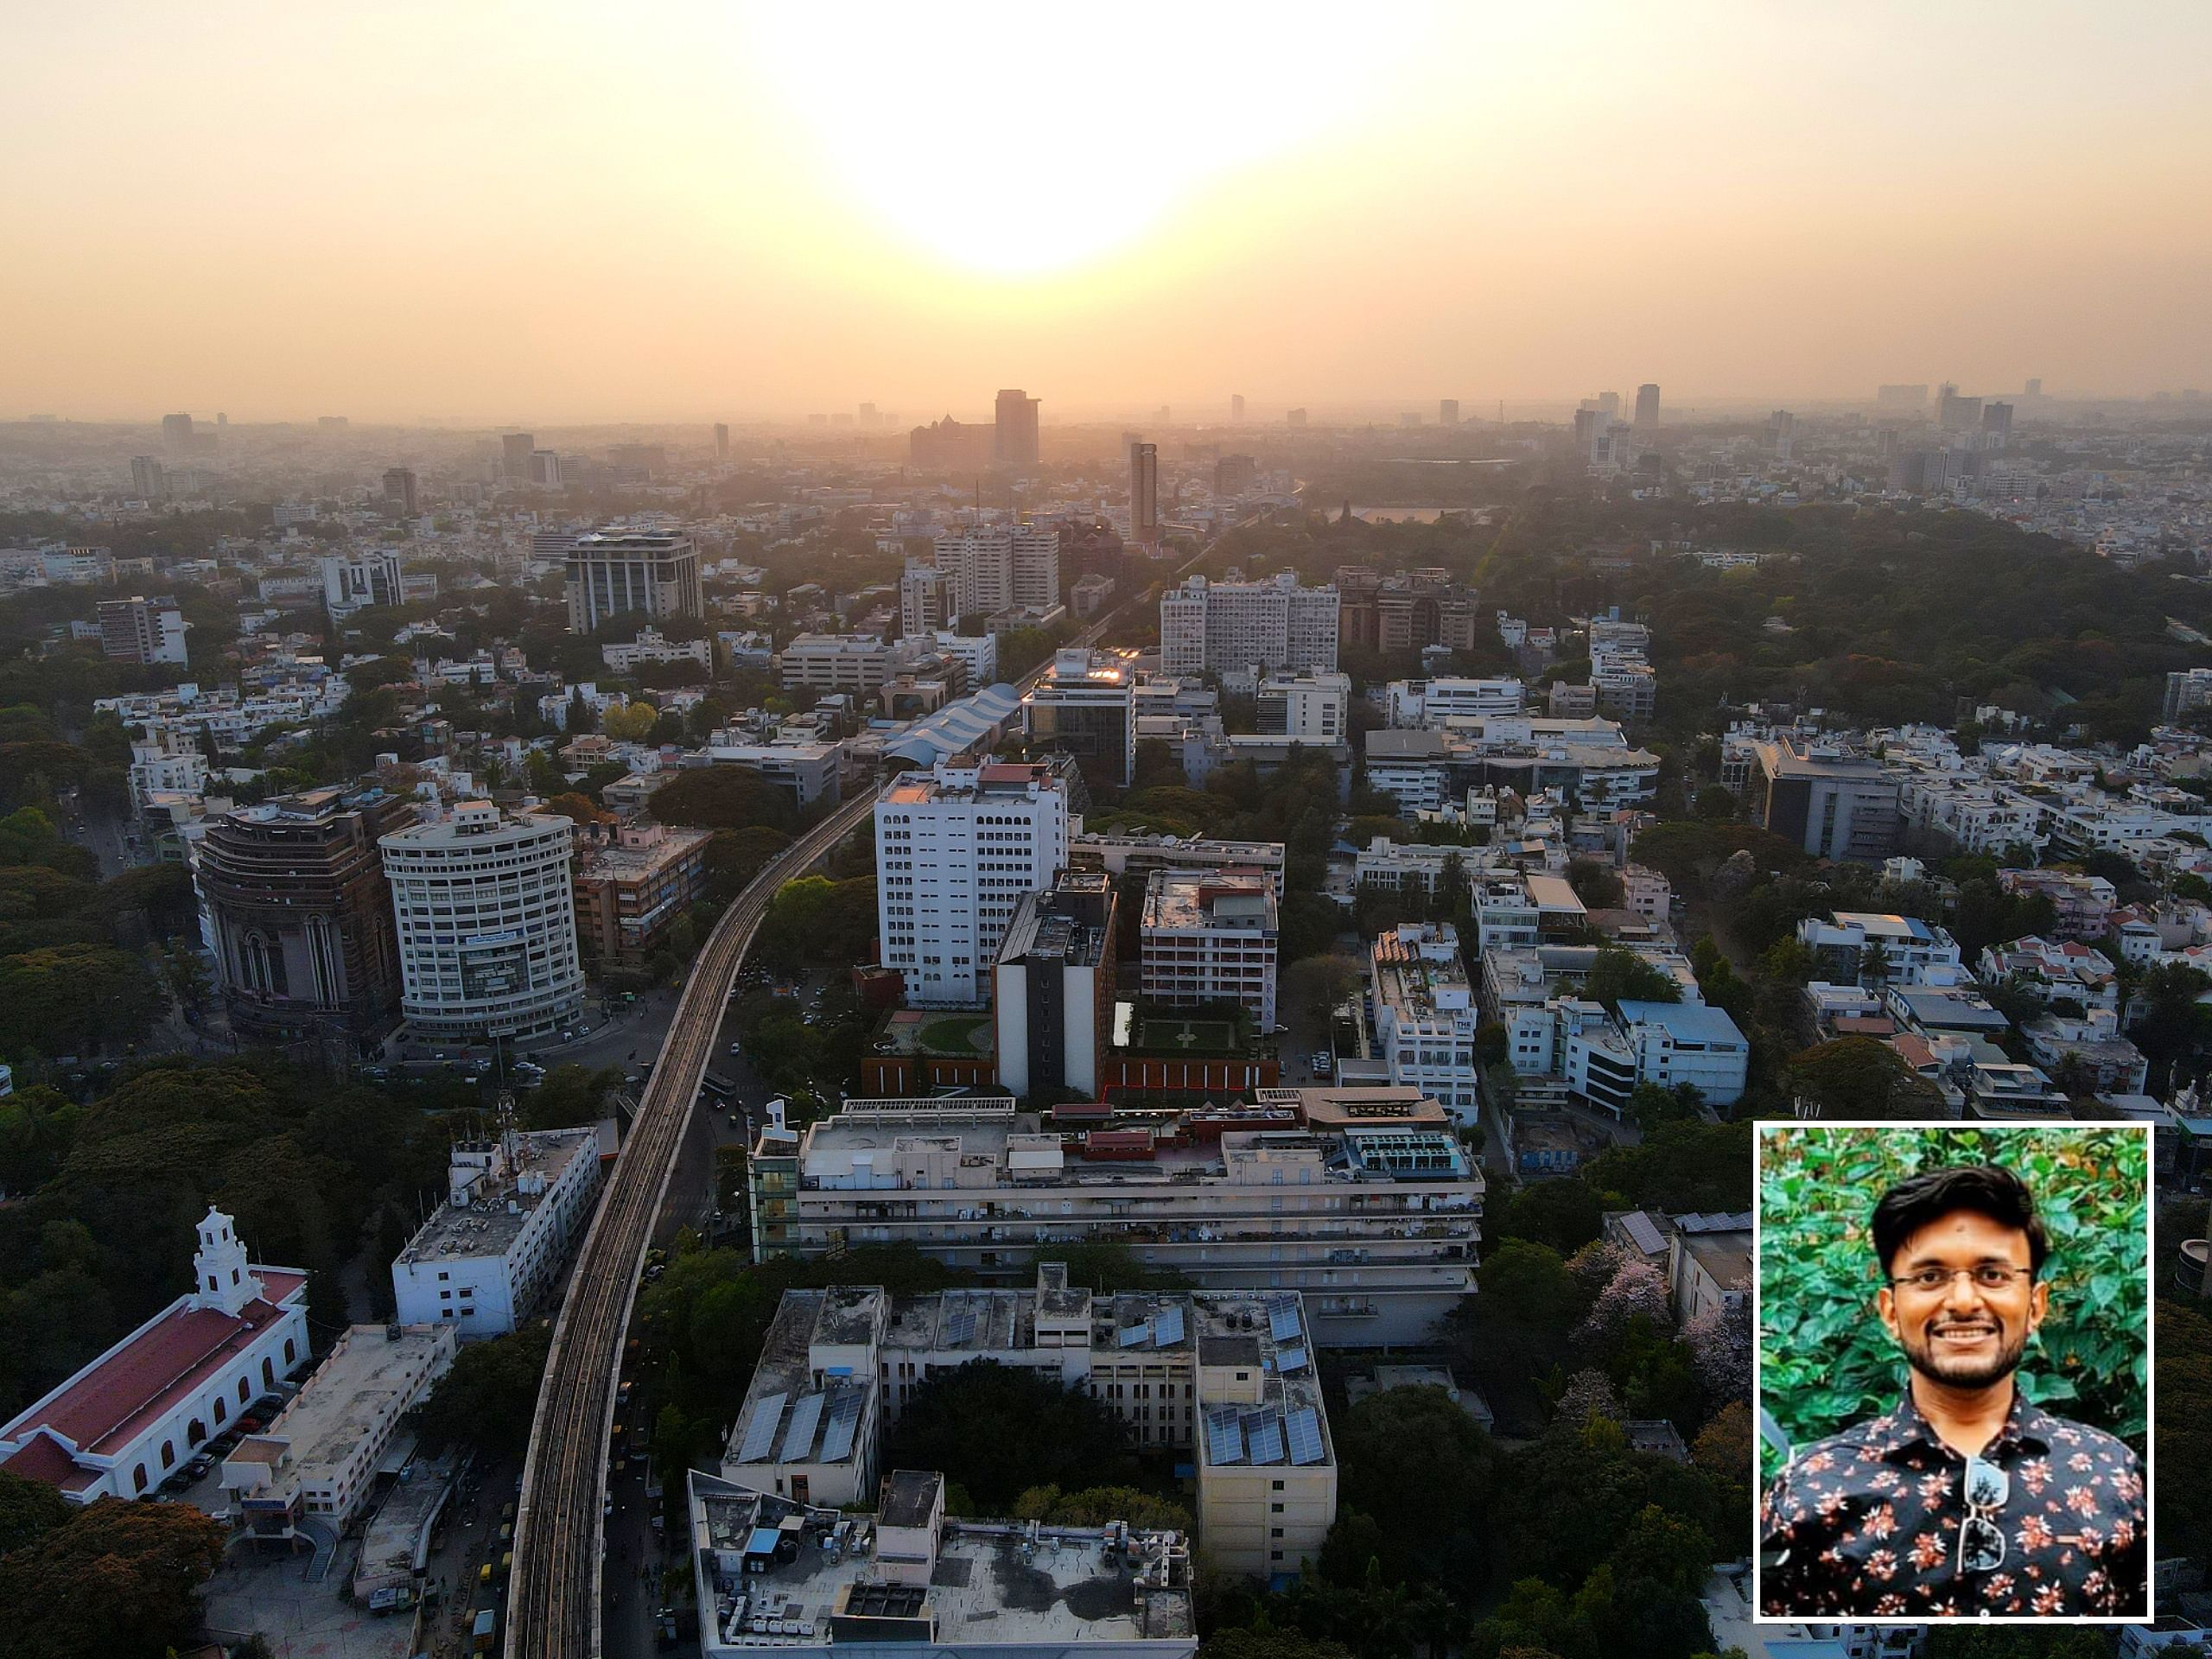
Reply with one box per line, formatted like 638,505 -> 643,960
192,1205 -> 257,1317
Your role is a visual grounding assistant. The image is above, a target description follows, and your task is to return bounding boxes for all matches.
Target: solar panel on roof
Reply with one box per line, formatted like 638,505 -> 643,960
1151,1306 -> 1185,1347
1245,1412 -> 1286,1465
737,1391 -> 788,1462
1268,1301 -> 1302,1343
1276,1344 -> 1310,1374
1116,1320 -> 1151,1348
817,1391 -> 862,1464
779,1392 -> 826,1462
1287,1407 -> 1325,1466
945,1301 -> 976,1346
1205,1409 -> 1244,1465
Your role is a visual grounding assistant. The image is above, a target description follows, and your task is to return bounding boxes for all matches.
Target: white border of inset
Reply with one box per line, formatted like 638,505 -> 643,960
1751,1118 -> 2155,1625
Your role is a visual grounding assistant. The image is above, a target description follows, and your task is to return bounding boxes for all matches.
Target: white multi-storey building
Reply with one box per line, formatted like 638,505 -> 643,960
98,595 -> 188,665
875,756 -> 1071,1006
1159,574 -> 1339,676
1370,924 -> 1480,1119
899,562 -> 957,637
1795,912 -> 1964,988
563,530 -> 702,633
390,1128 -> 602,1336
601,626 -> 711,675
320,551 -> 409,620
927,628 -> 998,686
1384,677 -> 1525,727
779,632 -> 894,695
128,728 -> 210,811
931,526 -> 1060,618
1255,671 -> 1350,741
1140,870 -> 1280,1030
380,800 -> 585,1042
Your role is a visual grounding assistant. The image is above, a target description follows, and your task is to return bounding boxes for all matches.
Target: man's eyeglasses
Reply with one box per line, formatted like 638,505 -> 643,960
1958,1457 -> 2009,1575
1890,1265 -> 2035,1295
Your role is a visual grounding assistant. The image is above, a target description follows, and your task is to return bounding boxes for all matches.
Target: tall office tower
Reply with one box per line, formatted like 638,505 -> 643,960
1764,410 -> 1796,459
1129,442 -> 1160,545
874,754 -> 1072,1007
380,801 -> 585,1043
1159,573 -> 1340,676
1572,406 -> 1603,464
527,449 -> 563,487
2024,378 -> 2043,397
1938,388 -> 1982,432
1023,648 -> 1137,790
899,561 -> 957,637
995,388 -> 1041,468
1231,393 -> 1246,423
382,467 -> 418,516
1634,384 -> 1661,430
1439,398 -> 1460,426
501,431 -> 535,480
216,411 -> 227,427
714,422 -> 730,461
198,786 -> 416,1045
564,530 -> 702,632
162,412 -> 194,453
1981,402 -> 2014,440
98,596 -> 188,665
130,455 -> 167,500
1287,408 -> 1308,428
1597,391 -> 1621,419
931,526 -> 1059,617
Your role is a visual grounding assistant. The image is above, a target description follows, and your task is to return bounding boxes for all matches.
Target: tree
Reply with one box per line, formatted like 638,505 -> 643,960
1198,1632 -> 1353,1659
566,688 -> 596,734
1579,947 -> 1681,1015
1787,1037 -> 1943,1119
0,1495 -> 227,1659
1329,1385 -> 1494,1587
0,1470 -> 69,1556
1496,1179 -> 1604,1255
411,1323 -> 552,1460
519,1063 -> 621,1129
652,766 -> 798,835
882,1361 -> 1135,1511
1281,955 -> 1361,1028
1585,1120 -> 1752,1213
1694,785 -> 1737,821
603,702 -> 658,741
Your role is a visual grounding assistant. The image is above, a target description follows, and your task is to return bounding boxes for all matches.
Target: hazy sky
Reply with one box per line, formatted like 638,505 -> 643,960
7,2 -> 2209,423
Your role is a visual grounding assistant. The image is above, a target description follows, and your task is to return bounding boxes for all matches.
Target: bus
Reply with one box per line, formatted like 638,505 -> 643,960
701,1071 -> 737,1101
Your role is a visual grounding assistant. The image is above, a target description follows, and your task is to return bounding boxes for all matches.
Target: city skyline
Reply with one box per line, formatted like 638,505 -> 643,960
7,3 -> 2210,422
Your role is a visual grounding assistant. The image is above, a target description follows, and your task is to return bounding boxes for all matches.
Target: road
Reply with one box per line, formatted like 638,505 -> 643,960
504,791 -> 874,1659
505,573 -> 1192,1659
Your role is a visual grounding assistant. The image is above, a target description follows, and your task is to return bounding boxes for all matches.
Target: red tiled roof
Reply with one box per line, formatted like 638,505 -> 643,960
1,1433 -> 84,1486
4,1270 -> 307,1460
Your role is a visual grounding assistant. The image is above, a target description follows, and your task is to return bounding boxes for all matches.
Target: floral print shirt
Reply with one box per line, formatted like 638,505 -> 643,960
1761,1389 -> 2145,1618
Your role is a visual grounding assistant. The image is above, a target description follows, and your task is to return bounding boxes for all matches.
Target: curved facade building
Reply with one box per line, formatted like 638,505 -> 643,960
379,801 -> 584,1043
198,787 -> 415,1046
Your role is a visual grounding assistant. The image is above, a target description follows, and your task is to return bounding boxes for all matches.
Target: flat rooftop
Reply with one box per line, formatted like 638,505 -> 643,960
393,1129 -> 598,1267
692,1477 -> 1194,1649
249,1325 -> 449,1482
1141,869 -> 1275,932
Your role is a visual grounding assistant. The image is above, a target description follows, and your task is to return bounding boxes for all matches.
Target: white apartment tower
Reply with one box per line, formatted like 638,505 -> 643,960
899,562 -> 957,638
930,526 -> 1059,619
563,530 -> 703,633
874,756 -> 1071,1007
379,801 -> 586,1041
1159,574 -> 1340,677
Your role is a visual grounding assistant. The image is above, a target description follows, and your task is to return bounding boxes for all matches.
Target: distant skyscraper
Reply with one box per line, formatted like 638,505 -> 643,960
1598,391 -> 1621,419
1287,408 -> 1308,428
1634,384 -> 1661,430
564,531 -> 702,633
995,388 -> 1040,468
1572,407 -> 1603,464
501,431 -> 535,480
527,449 -> 562,487
382,467 -> 418,516
162,412 -> 194,453
1231,393 -> 1246,423
1129,442 -> 1160,545
1440,398 -> 1460,426
1938,388 -> 1982,432
2024,378 -> 2043,397
1981,402 -> 2014,439
130,455 -> 166,500
1764,410 -> 1796,459
714,422 -> 730,461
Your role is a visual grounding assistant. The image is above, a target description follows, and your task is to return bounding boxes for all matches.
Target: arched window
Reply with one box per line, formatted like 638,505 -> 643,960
133,1464 -> 149,1493
188,1419 -> 205,1446
160,1440 -> 175,1469
213,1397 -> 226,1425
262,1357 -> 275,1389
238,1378 -> 251,1403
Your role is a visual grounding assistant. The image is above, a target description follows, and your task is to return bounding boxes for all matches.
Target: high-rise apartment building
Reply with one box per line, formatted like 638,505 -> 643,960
1255,671 -> 1350,741
899,561 -> 957,638
1141,869 -> 1280,1031
162,412 -> 194,453
713,422 -> 730,461
1634,383 -> 1661,429
1982,401 -> 2015,439
993,874 -> 1118,1100
1287,407 -> 1308,427
1022,648 -> 1136,790
501,431 -> 535,480
1230,392 -> 1246,423
130,454 -> 166,500
1159,574 -> 1340,676
98,595 -> 188,665
380,801 -> 585,1042
1938,388 -> 1983,432
382,467 -> 417,516
1439,398 -> 1460,425
1129,442 -> 1160,544
527,449 -> 563,488
874,755 -> 1071,1007
929,526 -> 1058,618
993,389 -> 1040,469
199,787 -> 416,1046
564,530 -> 702,632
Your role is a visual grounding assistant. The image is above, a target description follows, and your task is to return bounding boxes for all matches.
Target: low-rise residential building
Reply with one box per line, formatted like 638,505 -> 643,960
220,1323 -> 455,1541
0,1209 -> 309,1503
1141,870 -> 1280,1032
1370,924 -> 1479,1119
747,1096 -> 1482,1345
2020,1008 -> 2148,1094
1994,868 -> 2118,940
1796,912 -> 1964,988
1964,1061 -> 2073,1120
572,818 -> 711,968
705,741 -> 845,810
390,1128 -> 602,1337
1975,935 -> 2120,1010
1615,1000 -> 1751,1107
601,626 -> 711,676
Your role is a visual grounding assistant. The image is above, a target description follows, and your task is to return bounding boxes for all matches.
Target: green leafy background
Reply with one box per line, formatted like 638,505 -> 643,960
1758,1124 -> 2148,1479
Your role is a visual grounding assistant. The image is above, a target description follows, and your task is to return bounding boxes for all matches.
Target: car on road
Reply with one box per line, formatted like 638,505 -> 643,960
1312,1051 -> 1334,1077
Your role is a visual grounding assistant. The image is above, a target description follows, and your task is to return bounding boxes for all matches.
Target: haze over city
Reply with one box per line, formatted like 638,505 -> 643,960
9,1 -> 2212,422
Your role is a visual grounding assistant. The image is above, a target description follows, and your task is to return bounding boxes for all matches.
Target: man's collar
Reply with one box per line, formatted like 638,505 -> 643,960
1856,1383 -> 2057,1462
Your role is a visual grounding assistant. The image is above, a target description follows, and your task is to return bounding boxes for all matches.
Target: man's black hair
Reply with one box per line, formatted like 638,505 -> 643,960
1870,1163 -> 2048,1280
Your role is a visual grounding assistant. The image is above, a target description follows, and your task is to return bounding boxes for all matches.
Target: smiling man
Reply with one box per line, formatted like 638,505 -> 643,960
1761,1164 -> 2145,1618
